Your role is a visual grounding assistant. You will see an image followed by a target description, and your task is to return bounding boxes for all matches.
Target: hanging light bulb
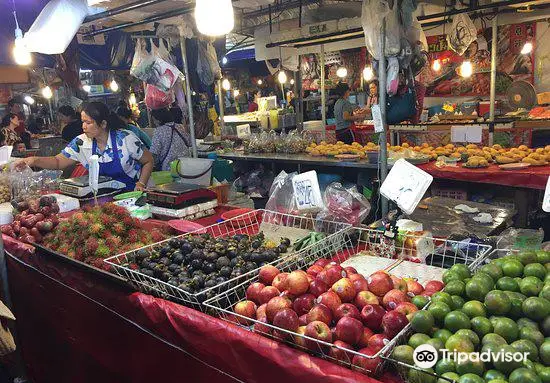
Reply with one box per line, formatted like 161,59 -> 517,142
12,9 -> 31,66
233,89 -> 240,98
83,85 -> 91,93
110,79 -> 119,92
459,61 -> 473,78
128,93 -> 137,106
24,95 -> 35,105
363,66 -> 374,81
41,86 -> 53,99
290,79 -> 295,85
278,71 -> 287,84
432,59 -> 442,72
521,42 -> 533,55
221,78 -> 231,91
336,67 -> 348,78
257,79 -> 263,85
195,0 -> 234,36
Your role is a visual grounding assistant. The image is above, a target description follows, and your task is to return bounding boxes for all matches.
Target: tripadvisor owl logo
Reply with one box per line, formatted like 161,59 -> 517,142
412,345 -> 529,369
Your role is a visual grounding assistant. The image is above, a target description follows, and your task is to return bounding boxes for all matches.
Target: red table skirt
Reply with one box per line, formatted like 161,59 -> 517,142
3,210 -> 401,383
418,162 -> 550,190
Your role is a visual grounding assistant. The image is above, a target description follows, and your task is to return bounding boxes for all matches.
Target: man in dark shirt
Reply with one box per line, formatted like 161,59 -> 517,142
58,105 -> 83,142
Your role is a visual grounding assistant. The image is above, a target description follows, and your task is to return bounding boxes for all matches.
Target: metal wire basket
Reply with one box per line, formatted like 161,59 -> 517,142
204,227 -> 493,376
103,209 -> 351,310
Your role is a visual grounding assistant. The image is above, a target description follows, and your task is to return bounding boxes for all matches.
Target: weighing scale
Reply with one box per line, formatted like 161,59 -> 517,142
146,182 -> 218,209
59,176 -> 126,198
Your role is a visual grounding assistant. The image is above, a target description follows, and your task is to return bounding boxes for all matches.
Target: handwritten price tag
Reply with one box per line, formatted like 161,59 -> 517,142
292,171 -> 323,212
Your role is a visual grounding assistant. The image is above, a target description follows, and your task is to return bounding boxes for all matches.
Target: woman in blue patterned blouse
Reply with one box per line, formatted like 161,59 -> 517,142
15,102 -> 154,192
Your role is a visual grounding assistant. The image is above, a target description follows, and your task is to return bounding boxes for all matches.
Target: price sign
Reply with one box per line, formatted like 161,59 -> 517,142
380,159 -> 433,215
292,171 -> 323,212
543,176 -> 550,213
371,105 -> 384,133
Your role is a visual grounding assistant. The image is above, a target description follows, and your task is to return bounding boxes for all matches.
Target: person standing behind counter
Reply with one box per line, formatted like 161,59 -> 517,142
333,83 -> 368,145
149,108 -> 191,172
116,106 -> 152,149
15,102 -> 154,191
58,105 -> 83,142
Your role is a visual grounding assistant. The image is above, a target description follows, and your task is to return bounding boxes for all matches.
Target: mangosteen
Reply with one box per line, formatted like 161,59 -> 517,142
280,237 -> 291,247
169,239 -> 180,249
265,251 -> 277,261
251,240 -> 261,249
190,248 -> 204,259
229,258 -> 241,268
142,269 -> 155,277
168,264 -> 180,273
172,253 -> 184,265
242,253 -> 252,262
190,258 -> 203,270
219,266 -> 232,278
204,279 -> 217,289
202,262 -> 216,274
277,244 -> 288,254
148,262 -> 158,270
191,275 -> 205,288
226,248 -> 237,259
244,262 -> 257,272
167,279 -> 179,286
178,283 -> 194,294
159,247 -> 170,257
232,267 -> 244,276
160,272 -> 172,282
205,252 -> 218,262
215,276 -> 228,284
159,257 -> 171,266
216,256 -> 231,270
180,242 -> 193,255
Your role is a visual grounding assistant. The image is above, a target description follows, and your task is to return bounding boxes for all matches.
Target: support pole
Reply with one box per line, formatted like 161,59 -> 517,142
218,79 -> 225,137
296,64 -> 303,130
143,81 -> 154,130
320,45 -> 326,128
489,14 -> 498,146
179,35 -> 197,158
379,19 -> 389,217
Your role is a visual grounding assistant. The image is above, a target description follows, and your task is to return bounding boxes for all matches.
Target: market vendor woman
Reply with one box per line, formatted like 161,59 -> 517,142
334,82 -> 368,144
15,102 -> 154,191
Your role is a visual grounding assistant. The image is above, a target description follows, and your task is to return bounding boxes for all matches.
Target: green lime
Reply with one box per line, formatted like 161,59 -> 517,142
524,263 -> 547,280
409,333 -> 431,349
445,280 -> 466,296
437,372 -> 459,383
535,362 -> 545,374
456,357 -> 485,376
458,373 -> 484,383
541,317 -> 550,337
509,368 -> 542,383
540,341 -> 550,365
481,263 -> 504,281
487,380 -> 508,383
512,339 -> 539,362
493,345 -> 524,374
443,270 -> 463,284
466,279 -> 492,301
520,276 -> 544,297
411,311 -> 435,334
539,366 -> 550,383
485,290 -> 512,315
446,334 -> 475,353
518,251 -> 539,266
444,311 -> 471,332
482,333 -> 508,346
540,285 -> 550,301
484,370 -> 507,381
428,302 -> 451,325
518,317 -> 540,330
432,292 -> 454,308
502,260 -> 525,278
504,291 -> 526,318
473,272 -> 495,288
412,295 -> 430,309
391,345 -> 415,365
471,316 -> 493,337
524,359 -> 536,371
520,327 -> 545,347
408,368 -> 437,383
462,300 -> 487,318
433,328 -> 453,344
493,317 -> 519,343
522,297 -> 550,321
435,358 -> 456,375
497,276 -> 520,292
426,338 -> 445,352
537,251 -> 550,264
451,264 -> 472,279
451,295 -> 466,310
456,329 -> 480,347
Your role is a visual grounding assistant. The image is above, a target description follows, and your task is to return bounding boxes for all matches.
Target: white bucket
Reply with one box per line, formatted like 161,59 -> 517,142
172,158 -> 213,186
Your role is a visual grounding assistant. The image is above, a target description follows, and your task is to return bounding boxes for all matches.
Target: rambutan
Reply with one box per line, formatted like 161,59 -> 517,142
95,245 -> 111,258
85,238 -> 99,255
127,229 -> 141,244
106,236 -> 122,250
89,223 -> 104,235
89,258 -> 104,269
112,223 -> 125,236
122,215 -> 135,228
150,230 -> 165,242
74,247 -> 84,261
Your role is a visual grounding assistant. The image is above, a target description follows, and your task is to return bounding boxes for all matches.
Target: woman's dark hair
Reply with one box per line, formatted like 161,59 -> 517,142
151,108 -> 175,125
58,105 -> 76,118
334,82 -> 350,98
116,106 -> 133,120
1,113 -> 17,128
170,107 -> 183,124
369,80 -> 379,88
82,101 -> 125,130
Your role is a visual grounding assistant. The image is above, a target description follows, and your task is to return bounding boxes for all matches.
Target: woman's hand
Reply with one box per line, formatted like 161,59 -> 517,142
134,181 -> 146,191
13,156 -> 35,170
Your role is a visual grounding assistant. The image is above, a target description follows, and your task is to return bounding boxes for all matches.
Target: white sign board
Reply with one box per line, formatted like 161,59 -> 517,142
451,125 -> 482,143
380,159 -> 433,215
371,105 -> 384,133
292,171 -> 324,212
543,176 -> 550,213
0,146 -> 13,166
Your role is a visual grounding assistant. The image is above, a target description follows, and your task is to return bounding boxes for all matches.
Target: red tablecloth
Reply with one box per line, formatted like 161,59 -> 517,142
418,162 -> 550,190
2,209 -> 401,383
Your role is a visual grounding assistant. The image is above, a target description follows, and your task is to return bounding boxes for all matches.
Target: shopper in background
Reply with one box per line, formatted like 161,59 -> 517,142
1,114 -> 24,147
149,108 -> 191,171
58,105 -> 83,143
248,90 -> 261,112
333,82 -> 367,144
116,106 -> 152,149
366,80 -> 379,109
7,99 -> 26,135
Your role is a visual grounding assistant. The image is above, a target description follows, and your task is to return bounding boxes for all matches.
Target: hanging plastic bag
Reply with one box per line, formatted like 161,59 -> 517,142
23,0 -> 88,54
361,0 -> 401,60
447,13 -> 478,56
131,40 -> 182,92
145,84 -> 175,110
197,41 -> 220,87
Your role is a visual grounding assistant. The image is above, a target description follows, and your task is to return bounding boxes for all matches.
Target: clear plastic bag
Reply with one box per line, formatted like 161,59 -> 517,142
131,39 -> 182,92
145,84 -> 175,110
497,227 -> 545,251
317,182 -> 371,226
265,171 -> 299,215
0,172 -> 11,204
197,41 -> 221,87
361,0 -> 401,60
447,13 -> 478,56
